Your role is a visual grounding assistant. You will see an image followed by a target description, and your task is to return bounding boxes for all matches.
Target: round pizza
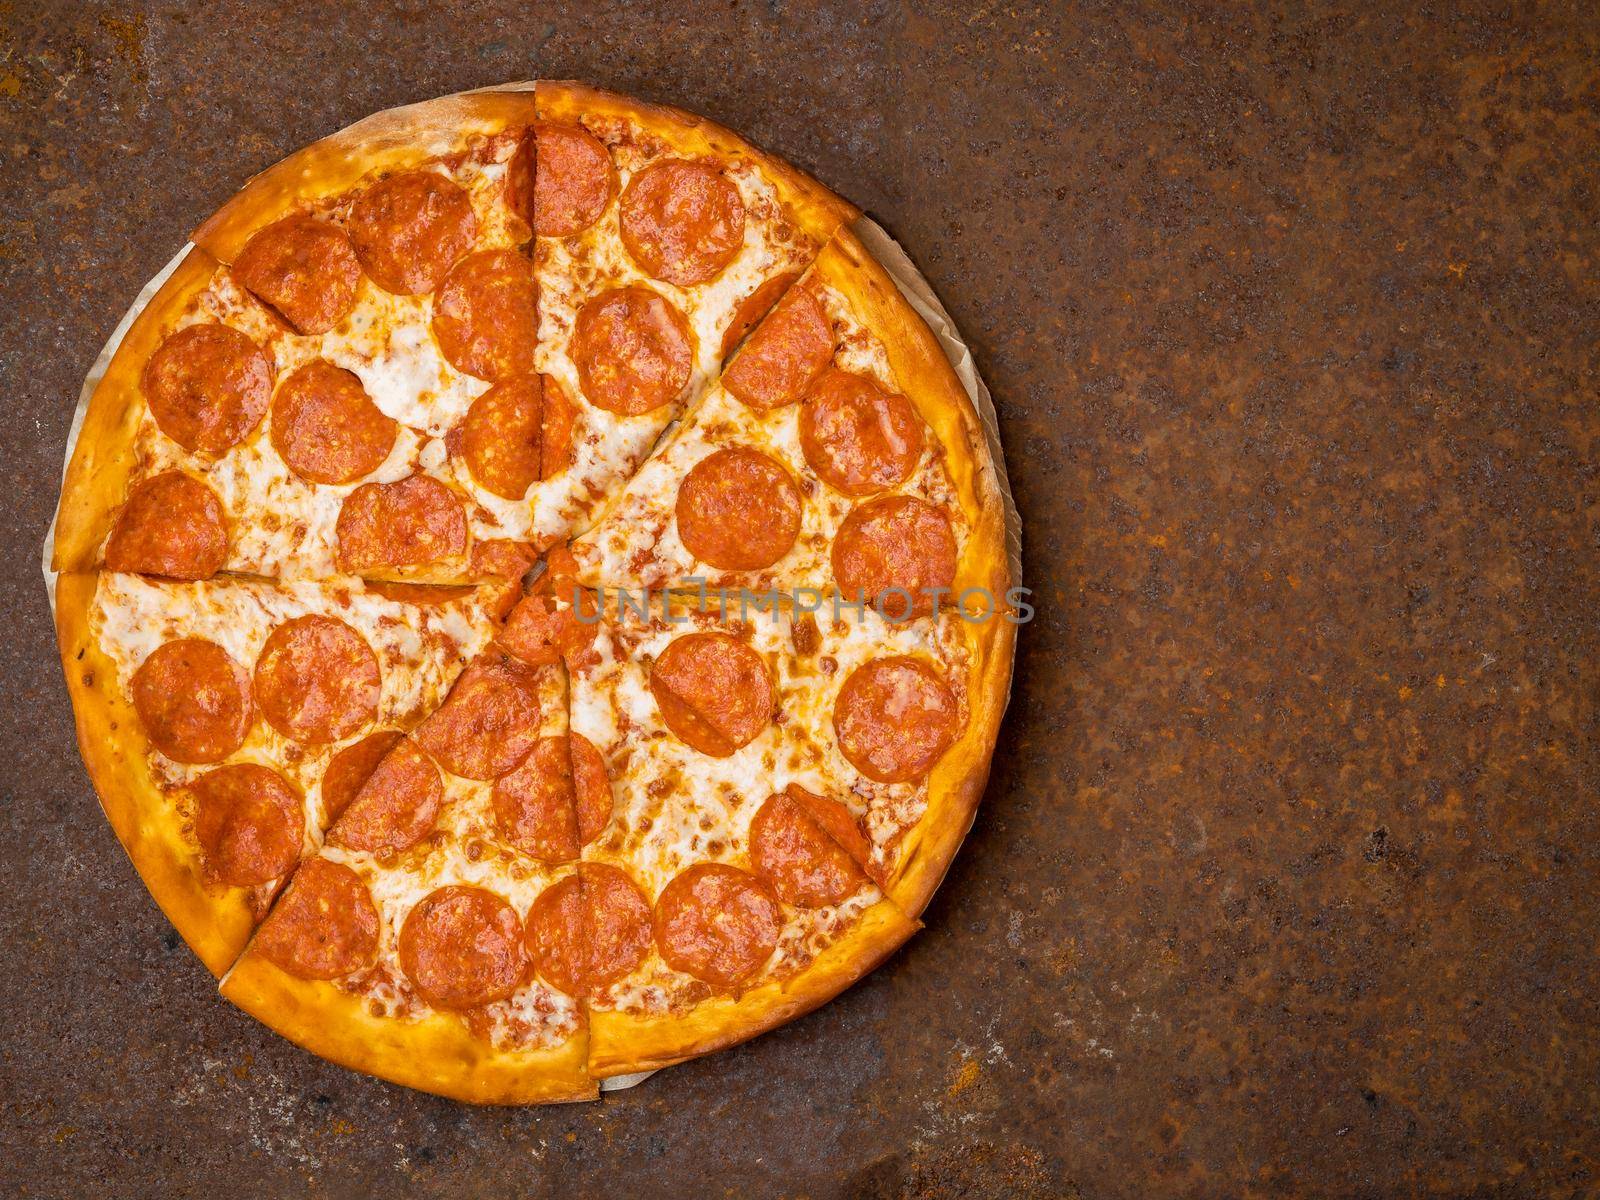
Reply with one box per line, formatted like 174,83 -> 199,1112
51,82 -> 1015,1104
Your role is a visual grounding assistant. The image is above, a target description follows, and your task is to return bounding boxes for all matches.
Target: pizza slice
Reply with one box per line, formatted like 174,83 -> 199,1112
53,91 -> 558,584
55,570 -> 516,975
515,585 -> 1006,1074
222,655 -> 598,1103
566,227 -> 1008,620
528,81 -> 858,542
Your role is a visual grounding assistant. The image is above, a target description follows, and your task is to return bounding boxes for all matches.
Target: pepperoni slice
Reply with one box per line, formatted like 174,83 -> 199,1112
567,733 -> 613,843
799,368 -> 925,497
491,734 -> 611,862
270,361 -> 396,485
348,170 -> 478,296
719,272 -> 799,362
502,588 -> 601,672
750,788 -> 871,908
496,590 -> 597,668
252,615 -> 380,745
507,126 -> 536,230
335,475 -> 468,572
655,863 -> 781,988
556,589 -> 605,672
413,653 -> 542,780
470,538 -> 538,581
782,782 -> 878,878
581,862 -> 655,990
232,215 -> 361,335
131,638 -> 253,764
675,447 -> 802,571
525,864 -> 652,996
572,286 -> 693,416
398,885 -> 527,1010
722,284 -> 834,410
254,857 -> 380,979
490,738 -> 578,863
189,763 -> 304,886
540,374 -> 576,477
531,122 -> 616,237
537,543 -> 582,592
143,323 -> 274,454
832,495 -> 957,615
523,873 -> 584,996
618,159 -> 745,286
104,471 -> 228,579
432,249 -> 537,381
834,656 -> 960,783
649,632 -> 773,757
326,737 -> 444,857
498,593 -> 563,666
461,378 -> 540,500
320,729 -> 404,823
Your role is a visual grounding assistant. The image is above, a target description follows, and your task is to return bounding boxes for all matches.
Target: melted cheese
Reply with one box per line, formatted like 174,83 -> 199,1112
322,287 -> 488,435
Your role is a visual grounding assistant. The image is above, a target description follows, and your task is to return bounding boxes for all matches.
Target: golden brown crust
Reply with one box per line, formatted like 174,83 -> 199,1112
803,228 -> 1015,915
220,950 -> 597,1104
191,90 -> 540,263
536,80 -> 858,245
587,896 -> 917,1076
54,572 -> 260,975
52,247 -> 220,575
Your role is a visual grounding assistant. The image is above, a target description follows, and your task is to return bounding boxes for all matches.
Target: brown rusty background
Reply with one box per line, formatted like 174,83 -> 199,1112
3,2 -> 1599,1196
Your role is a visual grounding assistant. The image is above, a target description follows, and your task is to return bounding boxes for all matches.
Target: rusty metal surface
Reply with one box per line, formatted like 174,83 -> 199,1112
3,2 -> 1598,1196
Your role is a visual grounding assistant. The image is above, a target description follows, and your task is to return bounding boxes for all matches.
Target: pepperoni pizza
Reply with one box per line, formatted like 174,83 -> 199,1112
53,83 -> 1013,1104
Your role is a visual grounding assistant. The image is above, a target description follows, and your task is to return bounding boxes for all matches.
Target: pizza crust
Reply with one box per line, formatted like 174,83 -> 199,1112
587,895 -> 917,1076
535,81 -> 859,247
191,90 -> 540,263
54,83 -> 1017,1102
55,572 -> 262,975
220,949 -> 596,1104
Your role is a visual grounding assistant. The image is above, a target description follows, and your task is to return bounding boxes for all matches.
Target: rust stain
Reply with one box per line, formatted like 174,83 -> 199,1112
946,1056 -> 982,1100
